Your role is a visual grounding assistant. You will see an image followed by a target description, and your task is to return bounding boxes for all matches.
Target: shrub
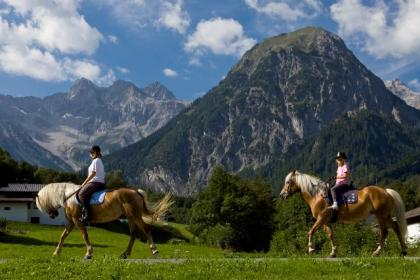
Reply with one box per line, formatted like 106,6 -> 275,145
199,224 -> 234,249
0,217 -> 7,233
190,166 -> 276,252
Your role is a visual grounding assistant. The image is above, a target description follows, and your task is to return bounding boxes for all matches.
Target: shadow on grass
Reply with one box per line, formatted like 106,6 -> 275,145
94,220 -> 190,243
0,233 -> 109,248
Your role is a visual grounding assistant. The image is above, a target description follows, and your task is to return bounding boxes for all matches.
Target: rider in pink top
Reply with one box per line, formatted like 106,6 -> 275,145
336,163 -> 350,185
329,152 -> 351,210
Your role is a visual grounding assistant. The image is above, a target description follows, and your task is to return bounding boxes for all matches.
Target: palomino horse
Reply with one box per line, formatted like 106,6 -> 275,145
36,183 -> 172,259
279,170 -> 407,257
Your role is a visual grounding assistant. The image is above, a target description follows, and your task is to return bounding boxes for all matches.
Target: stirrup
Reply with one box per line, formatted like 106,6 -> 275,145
79,208 -> 90,223
328,206 -> 338,211
328,202 -> 338,211
79,215 -> 89,223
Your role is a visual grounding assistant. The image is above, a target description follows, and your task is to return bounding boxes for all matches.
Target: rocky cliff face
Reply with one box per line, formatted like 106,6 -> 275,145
106,27 -> 420,195
0,79 -> 190,170
385,79 -> 420,110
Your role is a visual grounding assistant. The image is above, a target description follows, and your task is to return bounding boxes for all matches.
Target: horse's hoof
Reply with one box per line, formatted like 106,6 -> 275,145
308,247 -> 315,254
152,249 -> 159,256
400,251 -> 408,257
119,253 -> 128,259
84,255 -> 92,260
329,253 -> 337,258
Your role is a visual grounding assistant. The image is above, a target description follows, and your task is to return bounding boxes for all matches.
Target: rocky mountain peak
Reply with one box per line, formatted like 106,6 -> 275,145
106,27 -> 420,194
385,79 -> 420,110
110,79 -> 137,91
142,81 -> 176,100
234,27 -> 348,75
68,78 -> 98,100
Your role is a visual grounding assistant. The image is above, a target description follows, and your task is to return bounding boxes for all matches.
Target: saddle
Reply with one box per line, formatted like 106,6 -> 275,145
325,183 -> 358,223
75,189 -> 107,205
325,182 -> 358,207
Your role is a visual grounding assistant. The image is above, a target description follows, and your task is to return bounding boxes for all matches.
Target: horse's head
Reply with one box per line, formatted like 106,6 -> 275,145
48,208 -> 59,219
279,170 -> 300,199
36,183 -> 79,218
36,195 -> 59,218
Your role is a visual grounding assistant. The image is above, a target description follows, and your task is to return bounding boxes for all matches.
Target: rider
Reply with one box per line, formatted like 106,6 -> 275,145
78,145 -> 106,223
329,152 -> 350,211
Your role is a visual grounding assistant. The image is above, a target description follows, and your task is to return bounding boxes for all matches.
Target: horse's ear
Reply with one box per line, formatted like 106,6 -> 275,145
292,169 -> 297,175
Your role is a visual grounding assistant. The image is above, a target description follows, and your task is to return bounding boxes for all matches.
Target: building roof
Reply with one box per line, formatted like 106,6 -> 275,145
0,197 -> 34,202
0,184 -> 45,193
406,207 -> 420,224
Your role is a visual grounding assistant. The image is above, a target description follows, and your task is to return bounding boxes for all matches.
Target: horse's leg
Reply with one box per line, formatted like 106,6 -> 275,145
372,220 -> 389,257
323,225 -> 337,258
78,225 -> 93,259
391,220 -> 408,256
137,218 -> 158,255
53,222 -> 74,256
120,219 -> 137,259
308,218 -> 324,254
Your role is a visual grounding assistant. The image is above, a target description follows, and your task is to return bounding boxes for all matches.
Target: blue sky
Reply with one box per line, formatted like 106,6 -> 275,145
0,0 -> 419,100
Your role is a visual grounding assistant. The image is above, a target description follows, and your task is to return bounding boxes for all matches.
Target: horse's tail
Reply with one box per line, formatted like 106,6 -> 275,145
137,189 -> 173,224
386,188 -> 407,240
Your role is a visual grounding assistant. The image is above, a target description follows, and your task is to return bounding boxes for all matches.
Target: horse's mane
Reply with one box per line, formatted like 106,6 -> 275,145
36,182 -> 80,213
286,171 -> 329,197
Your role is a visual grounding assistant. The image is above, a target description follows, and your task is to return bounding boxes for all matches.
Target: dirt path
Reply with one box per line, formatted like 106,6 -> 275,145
124,257 -> 420,264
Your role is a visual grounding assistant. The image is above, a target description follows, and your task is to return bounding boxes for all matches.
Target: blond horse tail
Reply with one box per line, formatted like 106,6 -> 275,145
386,188 -> 407,241
137,189 -> 173,224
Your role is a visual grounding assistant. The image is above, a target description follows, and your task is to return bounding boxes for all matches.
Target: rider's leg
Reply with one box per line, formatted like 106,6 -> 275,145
329,183 -> 347,210
78,182 -> 105,223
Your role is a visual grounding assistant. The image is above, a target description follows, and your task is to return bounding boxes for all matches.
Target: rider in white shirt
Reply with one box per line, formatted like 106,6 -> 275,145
78,145 -> 106,223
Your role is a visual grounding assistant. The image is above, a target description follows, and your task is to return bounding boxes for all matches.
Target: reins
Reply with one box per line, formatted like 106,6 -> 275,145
64,186 -> 83,203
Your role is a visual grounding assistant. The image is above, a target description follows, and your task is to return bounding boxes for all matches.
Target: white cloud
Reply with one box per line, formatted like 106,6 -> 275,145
188,57 -> 202,66
156,0 -> 190,34
96,69 -> 116,86
117,66 -> 130,74
0,0 -> 110,83
163,68 -> 178,77
0,45 -> 65,81
1,0 -> 103,55
408,78 -> 420,92
95,0 -> 190,34
185,17 -> 256,58
331,0 -> 420,58
108,35 -> 118,44
245,0 -> 322,21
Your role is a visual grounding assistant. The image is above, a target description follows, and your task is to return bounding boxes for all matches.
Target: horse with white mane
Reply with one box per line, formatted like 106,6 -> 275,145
279,170 -> 407,257
36,182 -> 172,259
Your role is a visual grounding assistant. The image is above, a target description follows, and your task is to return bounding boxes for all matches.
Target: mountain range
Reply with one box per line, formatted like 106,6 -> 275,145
105,27 -> 420,195
0,79 -> 190,170
385,79 -> 420,110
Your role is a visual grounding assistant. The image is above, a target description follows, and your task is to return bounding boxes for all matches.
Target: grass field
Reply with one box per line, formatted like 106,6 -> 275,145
1,222 -> 419,279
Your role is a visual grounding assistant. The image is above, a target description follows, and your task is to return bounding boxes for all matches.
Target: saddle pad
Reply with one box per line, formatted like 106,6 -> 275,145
326,189 -> 358,206
75,189 -> 107,205
334,190 -> 358,206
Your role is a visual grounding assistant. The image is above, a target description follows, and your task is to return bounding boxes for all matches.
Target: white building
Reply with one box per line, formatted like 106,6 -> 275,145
406,207 -> 420,246
0,184 -> 66,226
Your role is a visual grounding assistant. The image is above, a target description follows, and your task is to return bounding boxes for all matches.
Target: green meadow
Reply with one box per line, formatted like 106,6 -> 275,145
1,222 -> 419,279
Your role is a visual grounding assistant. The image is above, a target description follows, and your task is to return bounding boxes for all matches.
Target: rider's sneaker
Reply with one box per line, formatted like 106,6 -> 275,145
329,201 -> 338,210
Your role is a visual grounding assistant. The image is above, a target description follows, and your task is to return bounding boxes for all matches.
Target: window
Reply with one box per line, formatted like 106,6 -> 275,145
4,207 -> 11,211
